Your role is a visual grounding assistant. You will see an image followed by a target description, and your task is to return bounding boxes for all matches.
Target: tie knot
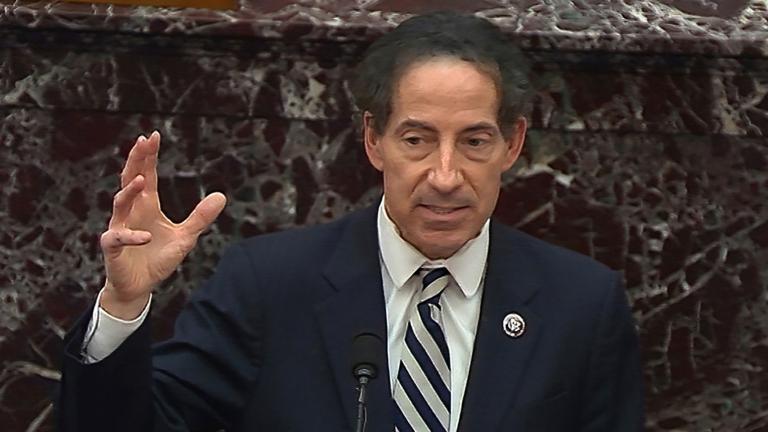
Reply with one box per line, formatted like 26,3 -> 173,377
420,267 -> 450,304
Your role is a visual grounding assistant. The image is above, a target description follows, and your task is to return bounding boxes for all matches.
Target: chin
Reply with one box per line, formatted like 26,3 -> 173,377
416,230 -> 472,260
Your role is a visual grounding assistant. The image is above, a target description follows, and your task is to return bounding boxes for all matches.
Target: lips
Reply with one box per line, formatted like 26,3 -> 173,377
417,204 -> 472,223
422,205 -> 466,214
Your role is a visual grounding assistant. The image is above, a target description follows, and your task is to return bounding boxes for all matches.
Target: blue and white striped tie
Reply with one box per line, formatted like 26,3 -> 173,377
394,267 -> 451,432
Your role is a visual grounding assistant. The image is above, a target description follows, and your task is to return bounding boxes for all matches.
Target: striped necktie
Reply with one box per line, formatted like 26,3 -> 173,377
393,267 -> 451,432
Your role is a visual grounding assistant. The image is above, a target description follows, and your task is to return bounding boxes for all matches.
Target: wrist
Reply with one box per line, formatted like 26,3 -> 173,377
100,282 -> 152,321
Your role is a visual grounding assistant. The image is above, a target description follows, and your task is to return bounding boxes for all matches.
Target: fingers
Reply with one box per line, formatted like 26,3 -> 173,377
181,192 -> 227,236
121,135 -> 147,188
109,174 -> 145,228
101,228 -> 152,259
142,131 -> 160,192
120,131 -> 160,189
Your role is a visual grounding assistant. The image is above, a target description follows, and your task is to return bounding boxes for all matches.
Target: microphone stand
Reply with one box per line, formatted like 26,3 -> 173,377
354,364 -> 376,432
354,370 -> 372,432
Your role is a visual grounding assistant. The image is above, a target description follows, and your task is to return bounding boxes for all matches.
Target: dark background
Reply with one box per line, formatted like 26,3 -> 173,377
1,0 -> 767,430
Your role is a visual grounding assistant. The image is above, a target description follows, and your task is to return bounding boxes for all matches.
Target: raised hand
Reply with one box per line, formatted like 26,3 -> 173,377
99,131 -> 227,320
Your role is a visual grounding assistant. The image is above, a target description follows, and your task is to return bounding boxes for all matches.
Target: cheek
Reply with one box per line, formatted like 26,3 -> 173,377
383,160 -> 427,194
382,169 -> 415,214
467,164 -> 503,198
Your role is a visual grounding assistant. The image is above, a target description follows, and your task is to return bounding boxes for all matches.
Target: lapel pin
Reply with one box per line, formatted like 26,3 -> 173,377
502,312 -> 526,338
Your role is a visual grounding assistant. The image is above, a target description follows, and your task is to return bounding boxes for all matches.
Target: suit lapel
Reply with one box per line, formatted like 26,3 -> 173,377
458,222 -> 543,432
314,204 -> 392,432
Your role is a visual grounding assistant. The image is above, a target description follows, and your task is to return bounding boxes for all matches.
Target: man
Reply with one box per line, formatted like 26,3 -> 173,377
58,11 -> 643,432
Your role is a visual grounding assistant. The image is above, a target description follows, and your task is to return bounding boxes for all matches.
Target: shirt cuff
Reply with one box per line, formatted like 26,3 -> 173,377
81,288 -> 152,364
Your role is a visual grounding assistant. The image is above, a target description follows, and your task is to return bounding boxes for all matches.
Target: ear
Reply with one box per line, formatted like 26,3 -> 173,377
501,116 -> 527,171
363,111 -> 384,172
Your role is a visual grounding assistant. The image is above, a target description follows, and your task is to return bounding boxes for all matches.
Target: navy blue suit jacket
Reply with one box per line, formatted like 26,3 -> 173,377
58,204 -> 643,431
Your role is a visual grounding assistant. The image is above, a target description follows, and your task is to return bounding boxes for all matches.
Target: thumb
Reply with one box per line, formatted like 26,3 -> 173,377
181,192 -> 227,236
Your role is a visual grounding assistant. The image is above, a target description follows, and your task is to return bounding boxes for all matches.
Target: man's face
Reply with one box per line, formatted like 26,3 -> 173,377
364,58 -> 527,259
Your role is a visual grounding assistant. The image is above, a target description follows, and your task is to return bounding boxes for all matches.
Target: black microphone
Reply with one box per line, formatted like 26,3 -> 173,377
351,332 -> 385,432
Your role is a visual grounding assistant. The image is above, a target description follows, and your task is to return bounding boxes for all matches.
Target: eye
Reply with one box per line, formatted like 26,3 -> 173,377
467,138 -> 488,147
404,136 -> 423,145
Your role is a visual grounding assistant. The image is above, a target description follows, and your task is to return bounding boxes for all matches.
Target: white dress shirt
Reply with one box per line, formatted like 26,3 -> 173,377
83,197 -> 489,432
82,288 -> 151,363
377,199 -> 487,432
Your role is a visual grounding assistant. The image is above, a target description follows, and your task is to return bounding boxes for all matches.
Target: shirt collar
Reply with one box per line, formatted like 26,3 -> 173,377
377,196 -> 489,298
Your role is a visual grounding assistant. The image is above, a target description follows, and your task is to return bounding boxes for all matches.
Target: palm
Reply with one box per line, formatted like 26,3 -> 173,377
107,194 -> 182,295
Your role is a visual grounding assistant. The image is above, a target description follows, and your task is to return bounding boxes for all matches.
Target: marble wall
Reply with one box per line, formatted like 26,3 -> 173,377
1,1 -> 767,430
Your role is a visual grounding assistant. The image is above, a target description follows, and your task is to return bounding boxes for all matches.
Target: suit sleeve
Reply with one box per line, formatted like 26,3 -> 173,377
57,242 -> 264,432
578,271 -> 644,432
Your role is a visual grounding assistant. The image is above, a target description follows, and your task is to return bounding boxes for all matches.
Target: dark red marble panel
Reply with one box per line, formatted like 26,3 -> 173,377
2,30 -> 766,138
1,2 -> 767,431
0,1 -> 766,57
3,110 -> 768,430
497,132 -> 768,429
0,31 -> 361,120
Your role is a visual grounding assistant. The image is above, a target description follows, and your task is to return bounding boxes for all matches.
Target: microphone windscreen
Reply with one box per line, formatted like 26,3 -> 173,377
351,332 -> 385,379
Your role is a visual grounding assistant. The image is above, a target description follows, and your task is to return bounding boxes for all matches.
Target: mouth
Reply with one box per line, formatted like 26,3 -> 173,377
418,204 -> 471,219
422,205 -> 466,213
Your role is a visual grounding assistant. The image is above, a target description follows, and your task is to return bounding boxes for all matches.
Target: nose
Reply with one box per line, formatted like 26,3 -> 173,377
426,142 -> 464,194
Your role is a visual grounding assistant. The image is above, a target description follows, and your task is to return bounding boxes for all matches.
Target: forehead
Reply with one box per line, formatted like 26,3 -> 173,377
390,58 -> 500,125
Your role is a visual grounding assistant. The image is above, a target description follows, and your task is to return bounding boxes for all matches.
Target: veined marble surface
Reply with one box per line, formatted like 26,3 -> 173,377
1,0 -> 767,56
1,1 -> 767,431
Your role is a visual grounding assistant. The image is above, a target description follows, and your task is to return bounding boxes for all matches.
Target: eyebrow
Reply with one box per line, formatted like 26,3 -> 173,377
394,119 -> 438,135
393,119 -> 499,135
461,122 -> 499,134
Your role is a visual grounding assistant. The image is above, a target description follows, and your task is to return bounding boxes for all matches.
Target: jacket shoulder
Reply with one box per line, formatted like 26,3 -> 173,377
491,222 -> 619,300
507,226 -> 612,275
